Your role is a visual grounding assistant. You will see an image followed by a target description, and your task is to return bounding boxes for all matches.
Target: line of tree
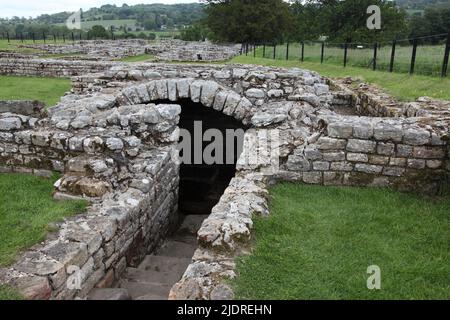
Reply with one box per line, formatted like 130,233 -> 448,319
0,3 -> 205,32
182,0 -> 449,45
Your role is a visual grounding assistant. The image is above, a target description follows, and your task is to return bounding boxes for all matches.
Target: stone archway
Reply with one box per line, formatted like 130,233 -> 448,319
117,78 -> 256,125
117,80 -> 254,216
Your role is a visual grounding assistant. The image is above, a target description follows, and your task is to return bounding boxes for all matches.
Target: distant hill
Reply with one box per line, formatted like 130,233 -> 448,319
1,3 -> 205,31
396,0 -> 450,10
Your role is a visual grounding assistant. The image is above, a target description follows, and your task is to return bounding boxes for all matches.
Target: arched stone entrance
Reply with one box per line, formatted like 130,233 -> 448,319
117,79 -> 255,216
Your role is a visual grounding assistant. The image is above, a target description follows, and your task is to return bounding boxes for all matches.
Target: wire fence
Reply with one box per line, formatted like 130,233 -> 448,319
242,32 -> 450,78
0,30 -> 129,43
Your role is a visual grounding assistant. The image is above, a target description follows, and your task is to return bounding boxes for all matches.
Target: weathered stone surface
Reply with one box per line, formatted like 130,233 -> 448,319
106,138 -> 124,151
316,137 -> 347,150
327,122 -> 353,139
347,139 -> 376,153
245,88 -> 265,99
88,288 -> 131,300
0,117 -> 21,131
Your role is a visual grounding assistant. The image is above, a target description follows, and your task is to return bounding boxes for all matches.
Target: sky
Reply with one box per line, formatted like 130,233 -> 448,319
0,0 -> 201,18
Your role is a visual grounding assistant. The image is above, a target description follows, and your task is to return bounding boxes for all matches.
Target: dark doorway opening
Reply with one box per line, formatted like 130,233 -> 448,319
157,99 -> 248,215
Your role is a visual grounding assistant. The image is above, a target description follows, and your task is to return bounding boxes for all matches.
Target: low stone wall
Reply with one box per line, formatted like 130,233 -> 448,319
13,39 -> 240,62
0,100 -> 182,299
0,100 -> 45,116
0,160 -> 178,299
18,39 -> 148,60
0,58 -> 115,77
0,51 -> 39,59
146,40 -> 241,62
284,115 -> 449,194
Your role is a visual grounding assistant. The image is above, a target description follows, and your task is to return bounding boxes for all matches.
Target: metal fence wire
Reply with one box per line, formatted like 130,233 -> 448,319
244,32 -> 450,78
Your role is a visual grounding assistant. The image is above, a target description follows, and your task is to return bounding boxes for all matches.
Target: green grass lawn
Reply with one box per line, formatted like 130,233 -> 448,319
119,53 -> 156,62
0,173 -> 88,267
0,75 -> 71,107
0,285 -> 24,300
230,55 -> 450,101
232,183 -> 450,300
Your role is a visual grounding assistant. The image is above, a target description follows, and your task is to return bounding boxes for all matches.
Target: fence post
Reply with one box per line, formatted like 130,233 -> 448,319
343,43 -> 348,67
54,34 -> 57,43
7,31 -> 10,43
410,38 -> 418,75
263,44 -> 266,58
301,41 -> 304,62
20,33 -> 24,43
441,31 -> 450,78
286,41 -> 289,60
43,32 -> 46,43
373,42 -> 378,71
32,33 -> 35,43
63,34 -> 66,43
253,43 -> 256,58
273,44 -> 276,59
320,42 -> 324,63
389,39 -> 396,73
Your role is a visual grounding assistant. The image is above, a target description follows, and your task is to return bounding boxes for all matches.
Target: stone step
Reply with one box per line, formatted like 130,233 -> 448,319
123,268 -> 183,285
178,214 -> 209,235
170,233 -> 198,245
119,280 -> 172,300
157,240 -> 197,258
88,288 -> 131,300
135,293 -> 169,300
138,255 -> 191,274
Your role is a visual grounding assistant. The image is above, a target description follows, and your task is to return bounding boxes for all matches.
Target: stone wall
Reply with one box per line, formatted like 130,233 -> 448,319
0,100 -> 44,116
284,115 -> 448,194
146,40 -> 241,62
0,58 -> 115,77
13,39 -> 240,62
19,39 -> 148,61
0,99 -> 182,299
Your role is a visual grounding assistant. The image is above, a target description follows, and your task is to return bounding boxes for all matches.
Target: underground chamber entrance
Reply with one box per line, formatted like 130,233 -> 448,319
163,98 -> 247,215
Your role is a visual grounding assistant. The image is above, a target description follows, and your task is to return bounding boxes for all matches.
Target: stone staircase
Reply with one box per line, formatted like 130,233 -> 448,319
88,215 -> 207,300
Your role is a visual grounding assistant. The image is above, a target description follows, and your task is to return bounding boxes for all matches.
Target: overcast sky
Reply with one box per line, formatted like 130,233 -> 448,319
0,1 -> 201,18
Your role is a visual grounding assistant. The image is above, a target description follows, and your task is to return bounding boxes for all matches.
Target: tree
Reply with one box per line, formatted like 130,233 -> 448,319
90,25 -> 108,39
143,18 -> 157,30
291,0 -> 408,43
408,7 -> 450,44
204,0 -> 294,44
180,22 -> 212,41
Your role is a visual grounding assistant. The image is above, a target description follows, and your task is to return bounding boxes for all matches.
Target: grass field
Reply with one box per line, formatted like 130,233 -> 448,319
231,183 -> 450,300
254,42 -> 447,77
119,53 -> 156,62
79,19 -> 138,31
230,55 -> 450,101
0,75 -> 71,106
0,173 -> 88,267
0,285 -> 24,300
